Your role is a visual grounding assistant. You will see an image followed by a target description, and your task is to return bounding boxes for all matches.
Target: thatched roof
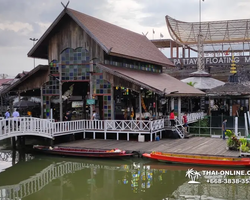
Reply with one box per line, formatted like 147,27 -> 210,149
181,71 -> 225,90
207,82 -> 250,96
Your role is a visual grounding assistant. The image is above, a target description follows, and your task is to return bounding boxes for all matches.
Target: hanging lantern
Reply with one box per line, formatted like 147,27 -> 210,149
230,55 -> 237,74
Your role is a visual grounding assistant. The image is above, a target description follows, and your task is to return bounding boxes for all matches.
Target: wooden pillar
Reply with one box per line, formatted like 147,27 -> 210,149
139,91 -> 142,120
59,65 -> 63,121
249,98 -> 250,113
111,84 -> 114,120
178,97 -> 181,121
176,44 -> 179,59
40,86 -> 43,118
89,60 -> 94,119
155,94 -> 158,117
11,150 -> 16,166
170,41 -> 173,58
182,46 -> 185,58
0,96 -> 3,115
11,137 -> 16,150
208,96 -> 211,116
171,98 -> 174,110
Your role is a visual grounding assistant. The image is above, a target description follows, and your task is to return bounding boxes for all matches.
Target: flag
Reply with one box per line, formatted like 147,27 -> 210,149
153,29 -> 155,34
160,33 -> 164,38
224,47 -> 230,55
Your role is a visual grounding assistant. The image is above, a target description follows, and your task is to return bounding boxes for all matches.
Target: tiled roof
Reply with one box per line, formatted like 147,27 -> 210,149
15,71 -> 29,79
0,79 -> 13,86
29,8 -> 174,67
98,64 -> 205,96
68,9 -> 174,67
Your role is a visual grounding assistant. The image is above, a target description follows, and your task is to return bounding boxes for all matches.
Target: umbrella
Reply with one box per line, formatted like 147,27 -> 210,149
13,100 -> 39,108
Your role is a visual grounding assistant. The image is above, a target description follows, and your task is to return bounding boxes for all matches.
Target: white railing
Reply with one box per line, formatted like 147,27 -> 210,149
0,117 -> 164,141
0,117 -> 53,140
0,117 -> 4,120
150,119 -> 165,132
164,111 -> 205,126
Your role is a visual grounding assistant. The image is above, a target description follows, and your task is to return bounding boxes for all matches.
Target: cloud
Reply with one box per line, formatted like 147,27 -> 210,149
0,0 -> 250,76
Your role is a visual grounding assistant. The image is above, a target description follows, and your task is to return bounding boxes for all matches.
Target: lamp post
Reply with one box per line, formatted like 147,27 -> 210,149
197,0 -> 205,71
29,38 -> 38,68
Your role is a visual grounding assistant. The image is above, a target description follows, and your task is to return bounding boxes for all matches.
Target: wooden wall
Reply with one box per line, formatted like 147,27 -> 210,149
48,16 -> 104,63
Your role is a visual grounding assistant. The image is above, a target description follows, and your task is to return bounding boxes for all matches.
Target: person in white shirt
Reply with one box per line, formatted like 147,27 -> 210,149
12,109 -> 20,129
92,110 -> 97,120
2,109 -> 10,130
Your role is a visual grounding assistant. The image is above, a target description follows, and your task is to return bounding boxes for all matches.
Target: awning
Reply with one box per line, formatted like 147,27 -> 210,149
97,64 -> 205,96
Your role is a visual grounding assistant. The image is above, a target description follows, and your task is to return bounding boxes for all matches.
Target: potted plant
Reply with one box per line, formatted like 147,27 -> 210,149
226,130 -> 240,151
239,138 -> 250,153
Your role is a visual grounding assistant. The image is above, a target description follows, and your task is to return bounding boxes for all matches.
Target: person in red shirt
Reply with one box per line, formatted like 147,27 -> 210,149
183,112 -> 188,133
170,109 -> 175,126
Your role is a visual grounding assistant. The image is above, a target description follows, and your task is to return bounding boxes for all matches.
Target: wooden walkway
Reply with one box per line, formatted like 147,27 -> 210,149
58,137 -> 239,157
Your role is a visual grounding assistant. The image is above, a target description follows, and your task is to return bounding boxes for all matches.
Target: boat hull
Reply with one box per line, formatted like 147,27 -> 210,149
33,146 -> 132,158
142,153 -> 250,167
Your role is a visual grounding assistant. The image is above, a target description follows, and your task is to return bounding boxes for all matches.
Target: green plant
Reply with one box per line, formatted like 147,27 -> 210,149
225,130 -> 233,138
240,142 -> 249,152
231,135 -> 240,148
189,118 -> 209,135
186,82 -> 196,87
227,137 -> 233,147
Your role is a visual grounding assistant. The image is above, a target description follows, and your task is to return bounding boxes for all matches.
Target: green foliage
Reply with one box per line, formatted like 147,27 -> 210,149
186,82 -> 197,87
189,118 -> 209,134
225,130 -> 233,138
241,142 -> 249,152
239,138 -> 250,152
227,135 -> 240,150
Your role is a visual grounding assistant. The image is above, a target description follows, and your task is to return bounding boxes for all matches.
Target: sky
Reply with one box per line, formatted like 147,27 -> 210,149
0,0 -> 250,78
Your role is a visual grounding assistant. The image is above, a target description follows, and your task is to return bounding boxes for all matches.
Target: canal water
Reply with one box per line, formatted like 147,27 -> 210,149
0,150 -> 249,200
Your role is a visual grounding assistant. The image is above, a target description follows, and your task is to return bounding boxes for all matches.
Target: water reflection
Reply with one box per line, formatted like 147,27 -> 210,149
0,152 -> 249,200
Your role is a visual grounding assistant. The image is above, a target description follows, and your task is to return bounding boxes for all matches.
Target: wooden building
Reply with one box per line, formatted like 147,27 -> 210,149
25,7 -> 204,121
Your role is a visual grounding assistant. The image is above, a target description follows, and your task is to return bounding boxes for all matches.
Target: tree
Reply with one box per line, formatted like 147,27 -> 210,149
186,82 -> 196,87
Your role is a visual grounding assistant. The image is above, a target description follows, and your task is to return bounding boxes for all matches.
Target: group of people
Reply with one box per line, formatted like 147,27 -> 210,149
2,109 -> 20,130
170,109 -> 188,133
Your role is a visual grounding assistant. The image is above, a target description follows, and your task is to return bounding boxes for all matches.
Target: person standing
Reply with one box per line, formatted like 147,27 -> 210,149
182,112 -> 188,133
170,109 -> 175,127
12,109 -> 20,129
2,109 -> 10,130
222,119 -> 227,140
64,111 -> 72,121
92,110 -> 97,120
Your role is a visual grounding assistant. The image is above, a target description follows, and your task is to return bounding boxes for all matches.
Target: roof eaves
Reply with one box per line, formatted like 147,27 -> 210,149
1,65 -> 48,94
97,64 -> 163,94
110,52 -> 174,67
27,9 -> 68,58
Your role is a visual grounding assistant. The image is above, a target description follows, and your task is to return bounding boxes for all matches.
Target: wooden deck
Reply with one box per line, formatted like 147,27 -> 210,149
58,137 -> 240,157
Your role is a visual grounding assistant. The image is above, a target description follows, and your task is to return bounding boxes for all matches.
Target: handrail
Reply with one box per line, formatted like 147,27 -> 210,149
0,117 -> 165,140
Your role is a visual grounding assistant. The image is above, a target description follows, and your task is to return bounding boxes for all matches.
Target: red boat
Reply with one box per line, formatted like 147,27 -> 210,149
33,145 -> 133,158
142,152 -> 250,167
